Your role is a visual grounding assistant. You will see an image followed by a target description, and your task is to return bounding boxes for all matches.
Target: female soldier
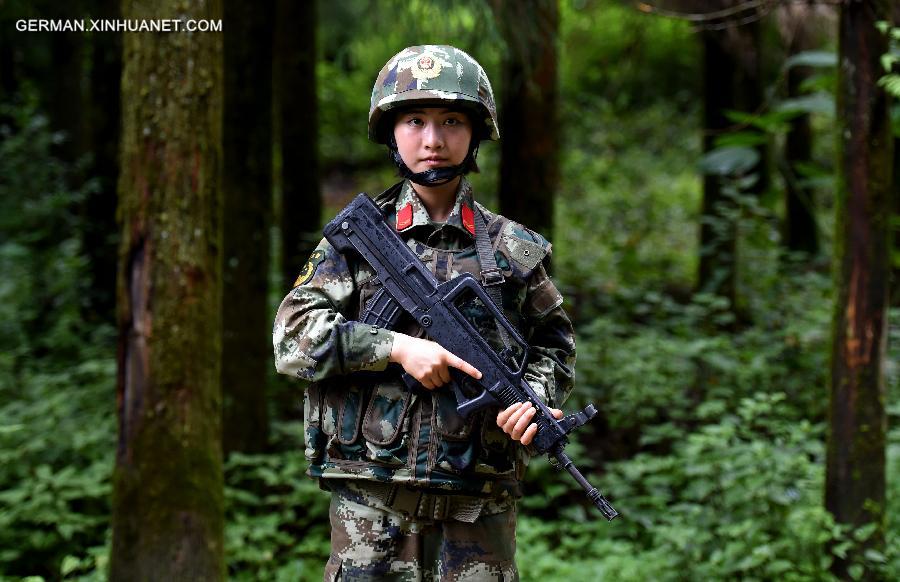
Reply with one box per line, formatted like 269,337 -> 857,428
273,45 -> 575,581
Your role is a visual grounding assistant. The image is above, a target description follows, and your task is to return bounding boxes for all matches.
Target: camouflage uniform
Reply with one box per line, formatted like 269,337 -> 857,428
272,45 -> 575,581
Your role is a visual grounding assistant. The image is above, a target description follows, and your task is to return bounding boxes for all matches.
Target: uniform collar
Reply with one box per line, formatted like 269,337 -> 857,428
394,177 -> 476,237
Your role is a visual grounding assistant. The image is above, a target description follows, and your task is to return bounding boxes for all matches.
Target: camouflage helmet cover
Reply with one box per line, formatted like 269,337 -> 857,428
369,45 -> 500,143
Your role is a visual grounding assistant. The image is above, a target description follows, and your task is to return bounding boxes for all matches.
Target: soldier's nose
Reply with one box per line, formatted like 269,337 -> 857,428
422,124 -> 444,149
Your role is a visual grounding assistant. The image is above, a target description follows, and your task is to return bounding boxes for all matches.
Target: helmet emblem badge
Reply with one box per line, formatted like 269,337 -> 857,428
411,53 -> 442,80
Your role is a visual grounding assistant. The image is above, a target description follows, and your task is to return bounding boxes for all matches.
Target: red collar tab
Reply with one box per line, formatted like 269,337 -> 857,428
396,203 -> 413,231
461,203 -> 475,236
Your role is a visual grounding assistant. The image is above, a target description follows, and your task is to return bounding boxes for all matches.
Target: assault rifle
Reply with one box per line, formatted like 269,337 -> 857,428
323,193 -> 618,521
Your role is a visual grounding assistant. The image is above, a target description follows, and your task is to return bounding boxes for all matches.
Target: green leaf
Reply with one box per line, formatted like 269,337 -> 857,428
853,522 -> 878,542
775,93 -> 834,116
783,50 -> 837,70
878,74 -> 900,98
714,131 -> 768,148
699,146 -> 760,176
61,555 -> 81,576
724,110 -> 793,133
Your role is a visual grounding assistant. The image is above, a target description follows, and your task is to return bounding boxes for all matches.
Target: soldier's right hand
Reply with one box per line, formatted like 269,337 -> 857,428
389,333 -> 482,389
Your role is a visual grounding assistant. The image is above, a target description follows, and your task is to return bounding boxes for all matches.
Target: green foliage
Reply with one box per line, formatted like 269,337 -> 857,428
877,21 -> 900,146
554,102 -> 701,294
224,423 -> 331,582
0,92 -> 99,368
0,92 -> 114,580
576,274 -> 830,441
605,392 -> 835,580
518,394 -> 840,582
560,0 -> 698,111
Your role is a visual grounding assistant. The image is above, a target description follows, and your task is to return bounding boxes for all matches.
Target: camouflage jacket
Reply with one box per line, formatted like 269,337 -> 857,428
273,178 -> 576,497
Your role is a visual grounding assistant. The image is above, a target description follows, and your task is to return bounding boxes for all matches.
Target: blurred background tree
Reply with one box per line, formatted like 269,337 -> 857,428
0,0 -> 897,580
221,0 -> 273,456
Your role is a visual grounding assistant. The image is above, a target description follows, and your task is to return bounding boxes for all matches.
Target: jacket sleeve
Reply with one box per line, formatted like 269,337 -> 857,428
272,238 -> 395,381
521,259 -> 576,409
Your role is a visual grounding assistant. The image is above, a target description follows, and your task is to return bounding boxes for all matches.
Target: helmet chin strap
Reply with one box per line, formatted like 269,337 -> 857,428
388,137 -> 480,187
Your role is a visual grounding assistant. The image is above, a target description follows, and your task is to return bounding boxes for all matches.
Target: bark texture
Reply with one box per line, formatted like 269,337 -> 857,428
222,0 -> 273,454
110,0 -> 225,579
490,0 -> 559,239
825,1 -> 892,579
278,0 -> 321,291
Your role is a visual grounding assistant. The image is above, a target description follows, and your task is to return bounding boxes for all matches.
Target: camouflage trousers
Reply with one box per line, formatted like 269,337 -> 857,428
324,482 -> 519,581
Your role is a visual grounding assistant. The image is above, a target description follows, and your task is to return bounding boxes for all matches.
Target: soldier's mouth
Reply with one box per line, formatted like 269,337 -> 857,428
422,157 -> 448,166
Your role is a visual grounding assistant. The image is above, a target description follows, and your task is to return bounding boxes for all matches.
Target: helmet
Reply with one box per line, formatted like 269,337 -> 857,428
369,45 -> 500,144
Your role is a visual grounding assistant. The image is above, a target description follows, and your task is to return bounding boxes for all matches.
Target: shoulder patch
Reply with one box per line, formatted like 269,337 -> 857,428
293,249 -> 327,287
501,234 -> 545,270
498,220 -> 551,270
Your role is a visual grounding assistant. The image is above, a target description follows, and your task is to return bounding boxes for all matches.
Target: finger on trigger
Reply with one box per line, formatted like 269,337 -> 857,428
449,354 -> 482,380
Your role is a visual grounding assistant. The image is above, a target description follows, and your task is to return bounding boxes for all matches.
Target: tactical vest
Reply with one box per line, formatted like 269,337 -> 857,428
303,191 -> 553,496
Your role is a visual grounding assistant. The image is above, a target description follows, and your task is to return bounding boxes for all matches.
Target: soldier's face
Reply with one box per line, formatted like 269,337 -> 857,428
393,107 -> 472,173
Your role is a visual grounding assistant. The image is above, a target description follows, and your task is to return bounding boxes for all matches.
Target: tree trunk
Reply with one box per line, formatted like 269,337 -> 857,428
490,0 -> 559,239
825,2 -> 892,579
221,0 -> 273,455
82,0 -> 122,323
278,0 -> 320,291
781,6 -> 819,257
698,6 -> 767,309
110,0 -> 225,579
49,28 -> 86,164
699,27 -> 738,305
0,9 -> 21,137
892,4 -> 900,308
893,140 -> 899,307
0,17 -> 18,100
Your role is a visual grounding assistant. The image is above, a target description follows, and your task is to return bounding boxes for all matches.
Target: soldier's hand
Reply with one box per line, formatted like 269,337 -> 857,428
389,333 -> 482,389
497,402 -> 563,446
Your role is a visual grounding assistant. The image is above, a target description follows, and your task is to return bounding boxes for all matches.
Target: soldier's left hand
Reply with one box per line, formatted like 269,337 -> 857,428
496,402 -> 563,446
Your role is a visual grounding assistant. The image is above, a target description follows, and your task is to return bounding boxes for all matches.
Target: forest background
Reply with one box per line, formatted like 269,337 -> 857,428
0,0 -> 898,580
